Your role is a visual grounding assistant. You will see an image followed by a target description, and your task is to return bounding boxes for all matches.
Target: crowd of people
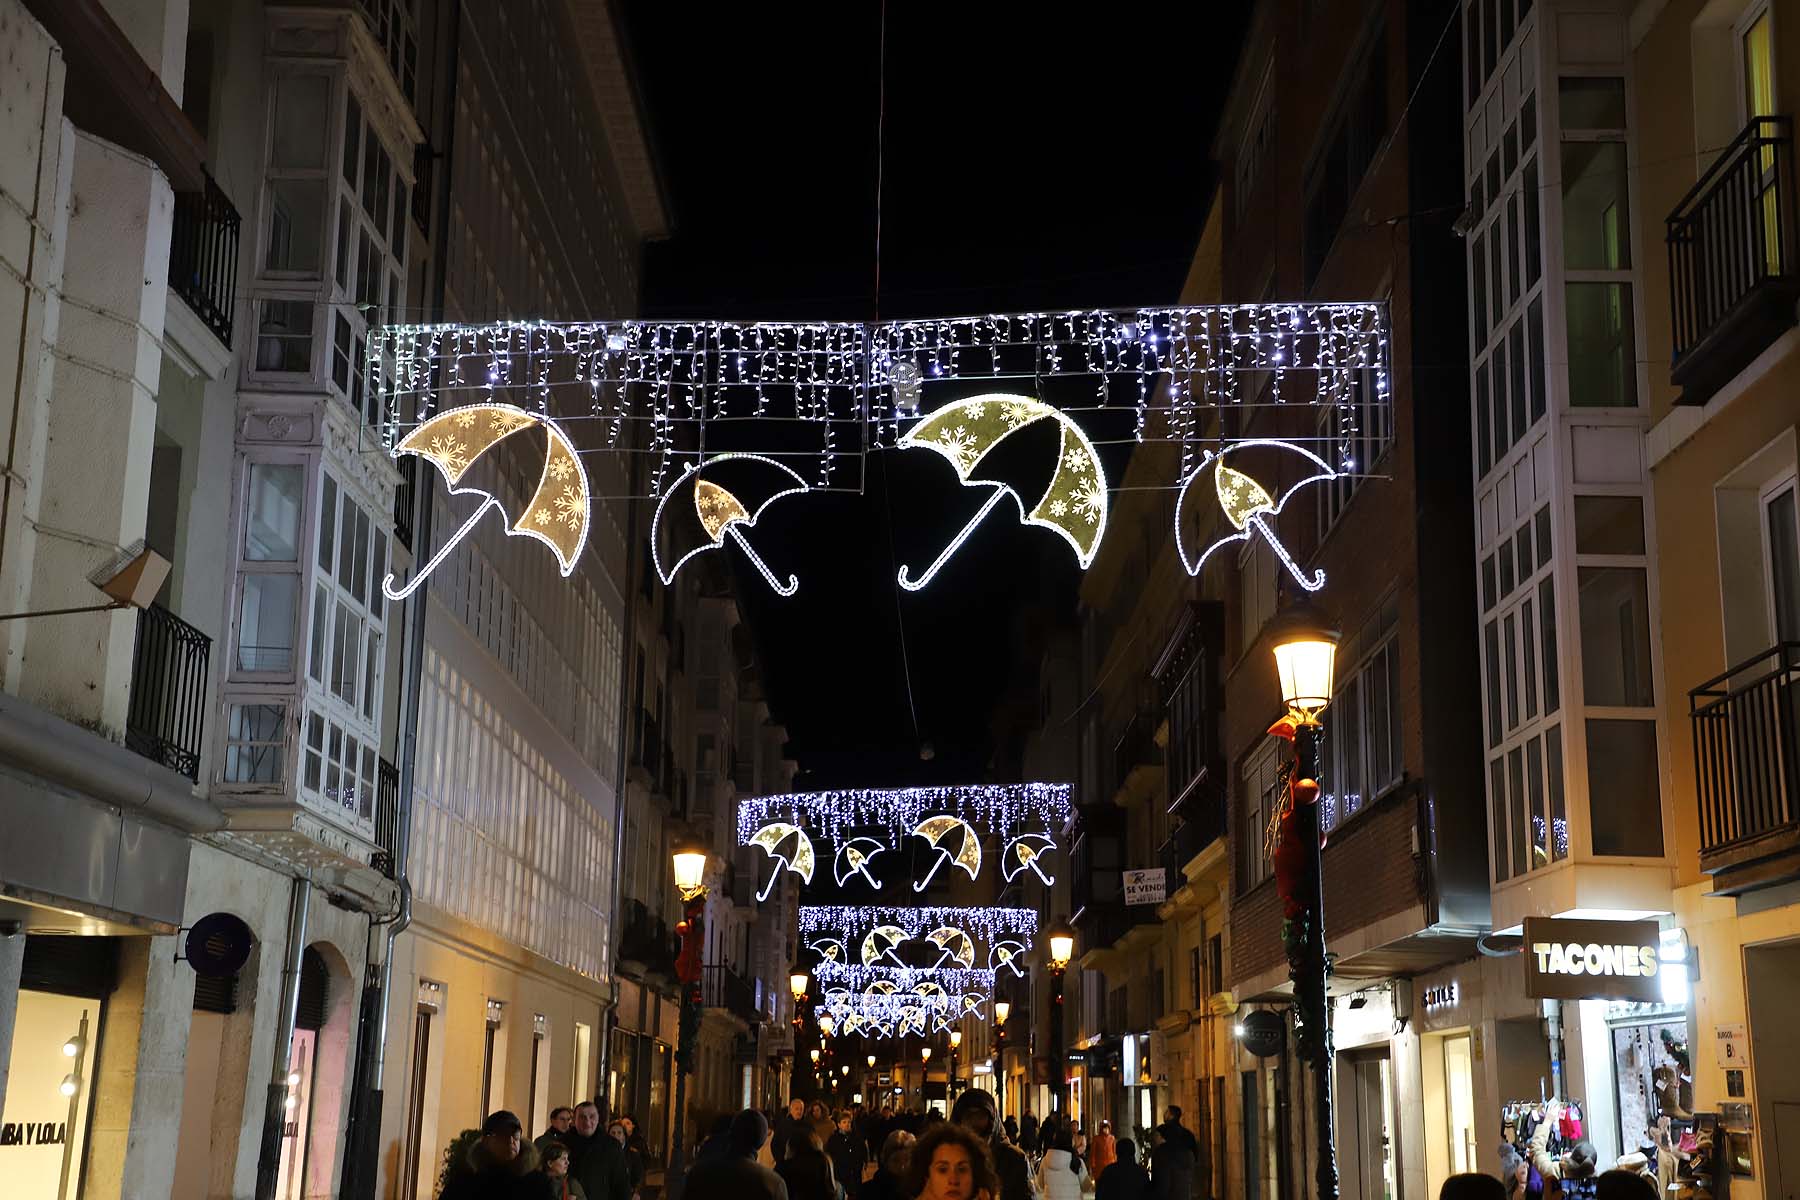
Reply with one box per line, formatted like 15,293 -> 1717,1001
438,1100 -> 650,1200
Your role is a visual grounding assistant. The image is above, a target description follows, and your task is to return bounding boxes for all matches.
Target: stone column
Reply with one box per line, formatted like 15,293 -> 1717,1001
0,928 -> 25,1115
18,131 -> 172,734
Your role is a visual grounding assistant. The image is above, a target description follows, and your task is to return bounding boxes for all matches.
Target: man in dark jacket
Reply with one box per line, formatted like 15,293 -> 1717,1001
1150,1109 -> 1198,1200
950,1087 -> 1032,1200
1097,1138 -> 1153,1200
562,1102 -> 632,1200
772,1097 -> 808,1164
441,1110 -> 557,1200
683,1108 -> 790,1199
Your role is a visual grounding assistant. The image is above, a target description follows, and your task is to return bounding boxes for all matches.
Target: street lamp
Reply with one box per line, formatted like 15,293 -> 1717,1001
810,1048 -> 821,1065
993,998 -> 1011,1115
867,1054 -> 877,1069
1270,601 -> 1341,1200
817,1013 -> 834,1038
1045,918 -> 1075,1112
790,967 -> 809,1030
670,833 -> 711,1171
949,1028 -> 962,1097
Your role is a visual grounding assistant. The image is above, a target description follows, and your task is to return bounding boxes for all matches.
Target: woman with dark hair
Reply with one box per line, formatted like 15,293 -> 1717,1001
776,1124 -> 842,1200
903,1122 -> 998,1200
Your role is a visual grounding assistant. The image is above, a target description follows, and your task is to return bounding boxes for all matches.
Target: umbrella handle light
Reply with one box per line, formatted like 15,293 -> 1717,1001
898,486 -> 1008,592
728,526 -> 799,596
1246,513 -> 1326,592
1029,858 -> 1056,887
858,863 -> 883,889
383,496 -> 500,601
914,848 -> 951,892
756,867 -> 781,903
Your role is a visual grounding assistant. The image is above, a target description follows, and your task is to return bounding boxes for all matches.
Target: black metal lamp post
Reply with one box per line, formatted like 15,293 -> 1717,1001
1270,603 -> 1342,1200
949,1028 -> 962,1097
993,998 -> 1011,1116
670,834 -> 711,1171
1045,918 -> 1075,1114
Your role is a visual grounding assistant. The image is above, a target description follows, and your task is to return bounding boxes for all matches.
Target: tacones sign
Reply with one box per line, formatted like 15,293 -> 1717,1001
1522,917 -> 1662,1003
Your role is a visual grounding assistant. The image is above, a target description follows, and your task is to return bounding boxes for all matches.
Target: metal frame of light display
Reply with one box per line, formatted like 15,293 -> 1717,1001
366,304 -> 1388,596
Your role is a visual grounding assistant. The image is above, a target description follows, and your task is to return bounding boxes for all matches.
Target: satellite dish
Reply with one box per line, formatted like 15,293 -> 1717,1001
182,912 -> 254,977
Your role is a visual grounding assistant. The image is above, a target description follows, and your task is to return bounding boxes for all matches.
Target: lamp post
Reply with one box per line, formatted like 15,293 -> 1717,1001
1046,919 -> 1075,1113
1270,602 -> 1341,1200
993,998 -> 1011,1116
670,834 -> 711,1172
949,1028 -> 962,1098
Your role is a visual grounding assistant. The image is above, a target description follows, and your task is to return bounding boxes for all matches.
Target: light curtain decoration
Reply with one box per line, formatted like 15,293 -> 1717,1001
368,304 -> 1388,593
736,783 -> 1071,847
798,905 -> 1039,954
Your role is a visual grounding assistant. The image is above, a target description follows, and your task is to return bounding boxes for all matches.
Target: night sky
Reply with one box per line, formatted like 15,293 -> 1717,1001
620,4 -> 1248,786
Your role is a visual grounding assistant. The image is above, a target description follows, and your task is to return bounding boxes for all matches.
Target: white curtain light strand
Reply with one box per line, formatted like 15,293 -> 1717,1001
798,905 -> 1039,951
736,783 -> 1072,847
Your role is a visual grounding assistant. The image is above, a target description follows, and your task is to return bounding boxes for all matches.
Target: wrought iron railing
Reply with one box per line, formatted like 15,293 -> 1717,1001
1667,116 -> 1797,366
701,965 -> 760,1024
1691,642 -> 1800,856
1159,798 -> 1225,882
392,454 -> 417,550
373,757 -> 400,876
125,603 -> 211,781
168,170 -> 240,346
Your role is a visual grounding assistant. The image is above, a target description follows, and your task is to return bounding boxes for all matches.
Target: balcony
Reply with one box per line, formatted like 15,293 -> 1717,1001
372,757 -> 400,878
1159,797 -> 1226,883
617,899 -> 677,979
701,965 -> 761,1025
1110,709 -> 1164,807
1667,116 -> 1800,405
125,603 -> 211,781
1691,643 -> 1800,894
393,455 -> 417,550
168,171 -> 241,347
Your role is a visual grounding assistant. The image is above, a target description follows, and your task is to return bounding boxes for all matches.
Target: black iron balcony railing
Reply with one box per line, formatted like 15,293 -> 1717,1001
1691,642 -> 1800,863
701,965 -> 760,1024
617,899 -> 677,976
372,757 -> 400,876
1159,798 -> 1226,882
392,454 -> 417,550
125,602 -> 210,781
1667,116 -> 1800,402
168,170 -> 240,346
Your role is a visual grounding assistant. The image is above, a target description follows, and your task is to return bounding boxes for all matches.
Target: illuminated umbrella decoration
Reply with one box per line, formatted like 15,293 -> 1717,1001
896,394 -> 1108,590
384,403 -> 588,600
1175,440 -> 1339,592
833,837 -> 888,889
747,822 -> 815,901
924,926 -> 976,969
911,815 -> 982,892
989,939 -> 1027,977
861,926 -> 910,967
807,936 -> 845,964
1002,834 -> 1057,886
652,453 -> 809,597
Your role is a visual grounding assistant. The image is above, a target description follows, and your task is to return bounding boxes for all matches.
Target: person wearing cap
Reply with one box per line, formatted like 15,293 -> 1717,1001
948,1087 -> 1032,1200
682,1108 -> 790,1199
440,1110 -> 557,1200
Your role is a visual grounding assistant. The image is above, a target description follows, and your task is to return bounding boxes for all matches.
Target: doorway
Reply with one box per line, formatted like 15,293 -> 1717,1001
1745,940 -> 1800,1200
1340,1048 -> 1397,1200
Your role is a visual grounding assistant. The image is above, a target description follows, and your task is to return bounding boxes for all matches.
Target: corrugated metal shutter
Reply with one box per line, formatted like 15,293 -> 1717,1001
20,935 -> 119,998
192,970 -> 238,1014
295,946 -> 329,1031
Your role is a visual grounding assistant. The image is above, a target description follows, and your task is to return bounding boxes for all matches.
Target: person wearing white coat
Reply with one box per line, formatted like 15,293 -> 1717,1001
1037,1133 -> 1087,1200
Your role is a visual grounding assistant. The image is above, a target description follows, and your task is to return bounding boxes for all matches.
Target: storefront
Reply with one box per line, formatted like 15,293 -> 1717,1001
1416,966 -> 1481,1194
1333,988 -> 1400,1200
1,980 -> 102,1200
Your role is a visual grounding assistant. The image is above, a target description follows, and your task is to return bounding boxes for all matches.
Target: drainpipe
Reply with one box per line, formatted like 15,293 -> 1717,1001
255,878 -> 311,1200
1544,999 -> 1565,1101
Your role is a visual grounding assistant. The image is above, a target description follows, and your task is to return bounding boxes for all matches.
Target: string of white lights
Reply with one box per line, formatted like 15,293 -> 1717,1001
798,905 -> 1038,949
812,961 -> 997,995
737,784 -> 1071,845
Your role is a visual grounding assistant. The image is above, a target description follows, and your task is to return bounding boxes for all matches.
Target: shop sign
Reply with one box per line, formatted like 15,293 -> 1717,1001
1238,1009 -> 1285,1058
1522,917 -> 1662,1002
1422,983 -> 1459,1010
1123,868 -> 1166,906
1714,1024 -> 1749,1069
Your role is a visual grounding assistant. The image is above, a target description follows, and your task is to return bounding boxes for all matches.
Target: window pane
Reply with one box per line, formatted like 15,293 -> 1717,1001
245,464 -> 304,561
317,473 -> 337,572
1485,620 -> 1504,747
333,601 -> 362,705
363,631 -> 381,722
1586,719 -> 1664,855
1559,77 -> 1626,129
333,311 -> 353,393
1508,190 -> 1522,300
1565,282 -> 1637,407
1523,597 -> 1539,720
1491,756 -> 1511,881
371,530 -> 388,626
1370,644 -> 1396,790
351,507 -> 371,605
270,74 -> 329,168
1767,486 -> 1800,641
308,581 -> 329,684
237,574 -> 296,672
1516,522 -> 1534,575
304,711 -> 324,790
1473,231 -> 1488,338
1492,342 -> 1510,453
1539,577 -> 1561,712
1562,141 -> 1631,269
1523,158 -> 1542,285
1482,554 -> 1497,611
1509,746 -> 1528,878
266,179 -> 325,273
1476,360 -> 1493,476
1337,672 -> 1363,826
1504,613 -> 1520,728
1527,294 -> 1546,421
1509,318 -> 1527,433
1527,735 -> 1547,869
1536,507 -> 1552,567
338,501 -> 356,592
342,94 -> 362,187
1575,495 -> 1646,555
1546,724 -> 1568,860
1500,538 -> 1516,598
225,704 -> 285,783
1578,566 -> 1654,706
255,299 -> 313,373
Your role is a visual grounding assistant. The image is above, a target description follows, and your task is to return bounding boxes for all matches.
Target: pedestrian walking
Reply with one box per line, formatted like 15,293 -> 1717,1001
949,1088 -> 1031,1200
683,1109 -> 790,1200
1089,1120 -> 1117,1179
1036,1128 -> 1086,1200
827,1110 -> 869,1196
1019,1111 -> 1040,1155
1094,1139 -> 1150,1200
562,1102 -> 632,1200
536,1141 -> 589,1200
1149,1108 -> 1196,1200
536,1108 -> 575,1154
440,1110 -> 556,1200
774,1098 -> 809,1164
775,1125 -> 840,1200
860,1129 -> 915,1200
903,1122 -> 999,1200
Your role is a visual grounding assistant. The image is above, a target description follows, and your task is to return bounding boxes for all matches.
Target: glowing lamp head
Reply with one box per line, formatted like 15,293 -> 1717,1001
1046,920 -> 1076,969
920,1046 -> 931,1062
950,1029 -> 963,1048
671,834 -> 710,900
61,1037 -> 80,1058
994,999 -> 1011,1025
1269,602 -> 1340,720
868,1054 -> 878,1068
841,1065 -> 850,1076
817,1014 -> 834,1037
59,1073 -> 79,1097
789,969 -> 810,1000
1233,1023 -> 1247,1039
810,1048 -> 821,1064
